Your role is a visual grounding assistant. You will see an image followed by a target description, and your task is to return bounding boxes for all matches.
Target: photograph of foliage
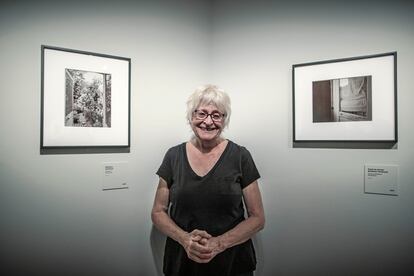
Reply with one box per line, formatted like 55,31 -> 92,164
41,45 -> 131,149
65,69 -> 112,128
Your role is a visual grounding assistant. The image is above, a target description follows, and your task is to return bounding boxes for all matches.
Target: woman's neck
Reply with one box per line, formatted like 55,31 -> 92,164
191,136 -> 224,153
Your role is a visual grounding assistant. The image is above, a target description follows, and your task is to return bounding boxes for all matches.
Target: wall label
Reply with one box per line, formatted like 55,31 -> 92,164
364,164 -> 398,196
102,161 -> 129,191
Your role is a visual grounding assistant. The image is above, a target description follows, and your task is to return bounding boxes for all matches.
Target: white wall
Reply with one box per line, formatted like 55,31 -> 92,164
0,0 -> 211,275
1,0 -> 414,275
211,0 -> 414,275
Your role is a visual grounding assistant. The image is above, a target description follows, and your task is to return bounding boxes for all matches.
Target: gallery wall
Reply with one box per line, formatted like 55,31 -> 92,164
1,0 -> 414,275
210,1 -> 414,275
0,0 -> 211,275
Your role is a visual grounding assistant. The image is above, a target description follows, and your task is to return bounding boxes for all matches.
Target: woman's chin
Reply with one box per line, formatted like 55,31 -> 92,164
195,129 -> 220,141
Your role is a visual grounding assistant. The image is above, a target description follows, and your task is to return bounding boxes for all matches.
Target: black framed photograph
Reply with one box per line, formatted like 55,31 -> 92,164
293,52 -> 397,142
41,45 -> 131,148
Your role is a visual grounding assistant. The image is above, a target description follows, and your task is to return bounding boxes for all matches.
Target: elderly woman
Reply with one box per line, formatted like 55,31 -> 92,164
151,85 -> 265,276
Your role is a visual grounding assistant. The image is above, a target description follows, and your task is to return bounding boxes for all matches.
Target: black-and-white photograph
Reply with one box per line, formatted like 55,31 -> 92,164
41,45 -> 130,148
312,75 -> 372,123
65,69 -> 112,127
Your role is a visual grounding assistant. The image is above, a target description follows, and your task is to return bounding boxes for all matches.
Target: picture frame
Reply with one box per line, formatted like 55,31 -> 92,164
293,52 -> 397,143
41,45 -> 131,149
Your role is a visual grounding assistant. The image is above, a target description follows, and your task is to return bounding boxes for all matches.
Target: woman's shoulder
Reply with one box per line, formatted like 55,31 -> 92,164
226,140 -> 253,158
169,142 -> 186,150
163,142 -> 186,157
227,139 -> 248,151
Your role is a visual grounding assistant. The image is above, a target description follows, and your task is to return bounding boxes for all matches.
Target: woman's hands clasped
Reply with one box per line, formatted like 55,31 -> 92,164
181,229 -> 225,263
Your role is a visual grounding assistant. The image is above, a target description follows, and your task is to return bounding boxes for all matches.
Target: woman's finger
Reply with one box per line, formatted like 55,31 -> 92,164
190,240 -> 212,254
188,249 -> 212,262
191,229 -> 212,239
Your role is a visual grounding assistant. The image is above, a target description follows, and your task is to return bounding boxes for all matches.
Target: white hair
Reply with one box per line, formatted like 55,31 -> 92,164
186,84 -> 231,128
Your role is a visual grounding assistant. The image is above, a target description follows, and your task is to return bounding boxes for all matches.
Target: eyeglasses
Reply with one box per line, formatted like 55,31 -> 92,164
193,109 -> 225,122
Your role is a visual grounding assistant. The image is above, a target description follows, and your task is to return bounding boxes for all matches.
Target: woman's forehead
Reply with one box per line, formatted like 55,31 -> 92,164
197,103 -> 219,111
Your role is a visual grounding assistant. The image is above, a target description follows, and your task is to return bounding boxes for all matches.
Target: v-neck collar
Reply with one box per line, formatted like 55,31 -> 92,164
183,139 -> 231,179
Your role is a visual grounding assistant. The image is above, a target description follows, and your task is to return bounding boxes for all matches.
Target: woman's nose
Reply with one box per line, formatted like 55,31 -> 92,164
203,115 -> 214,124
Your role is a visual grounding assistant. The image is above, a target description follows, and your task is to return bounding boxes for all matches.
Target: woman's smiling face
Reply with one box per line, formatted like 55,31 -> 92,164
191,104 -> 224,142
